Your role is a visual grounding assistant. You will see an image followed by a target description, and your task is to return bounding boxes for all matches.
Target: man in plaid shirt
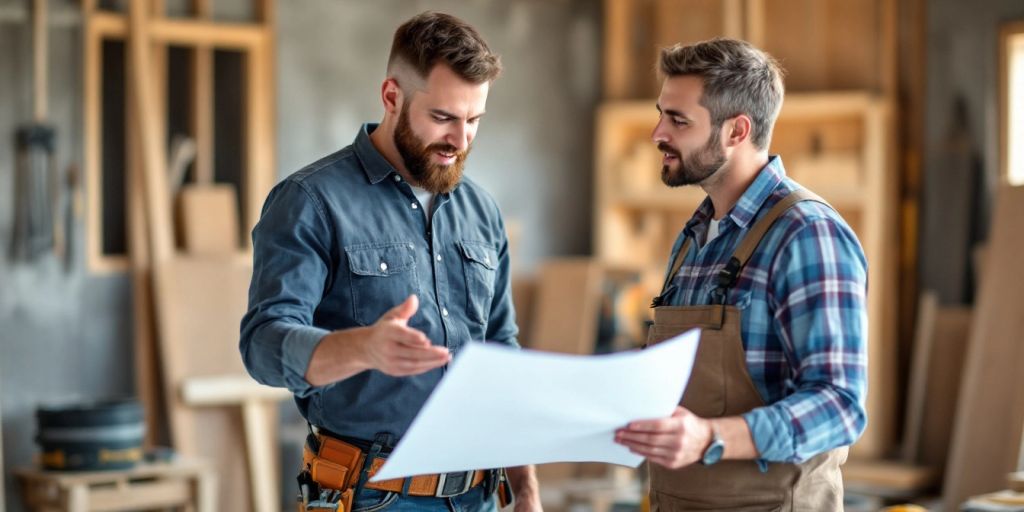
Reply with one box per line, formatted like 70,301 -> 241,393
615,38 -> 867,510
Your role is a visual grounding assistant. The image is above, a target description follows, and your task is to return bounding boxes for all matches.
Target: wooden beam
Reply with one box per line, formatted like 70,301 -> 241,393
32,0 -> 47,121
191,0 -> 213,185
602,0 -> 631,100
244,39 -> 273,249
944,185 -> 1024,509
127,0 -> 174,263
743,0 -> 765,46
192,47 -> 213,184
83,9 -> 115,273
92,12 -> 266,48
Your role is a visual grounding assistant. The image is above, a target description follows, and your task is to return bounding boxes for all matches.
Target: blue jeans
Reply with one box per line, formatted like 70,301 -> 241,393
351,485 -> 497,512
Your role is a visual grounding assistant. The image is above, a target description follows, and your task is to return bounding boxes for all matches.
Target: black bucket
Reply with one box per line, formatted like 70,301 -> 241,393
35,399 -> 145,471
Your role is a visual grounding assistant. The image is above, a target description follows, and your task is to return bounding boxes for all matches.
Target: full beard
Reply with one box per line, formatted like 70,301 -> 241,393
394,105 -> 469,194
659,129 -> 726,187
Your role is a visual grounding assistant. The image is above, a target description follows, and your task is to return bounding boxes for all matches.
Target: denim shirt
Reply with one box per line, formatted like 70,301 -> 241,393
240,124 -> 519,441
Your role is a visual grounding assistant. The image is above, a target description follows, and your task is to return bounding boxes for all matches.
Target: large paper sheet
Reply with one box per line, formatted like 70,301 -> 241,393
372,328 -> 701,481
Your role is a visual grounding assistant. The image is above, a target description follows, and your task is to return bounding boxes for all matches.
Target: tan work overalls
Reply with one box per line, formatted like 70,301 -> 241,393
646,189 -> 847,512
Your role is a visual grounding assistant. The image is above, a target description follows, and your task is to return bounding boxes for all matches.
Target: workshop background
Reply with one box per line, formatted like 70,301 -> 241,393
2,0 -> 1024,511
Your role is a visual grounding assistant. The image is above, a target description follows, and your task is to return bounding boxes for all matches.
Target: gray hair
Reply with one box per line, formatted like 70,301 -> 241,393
659,38 -> 785,150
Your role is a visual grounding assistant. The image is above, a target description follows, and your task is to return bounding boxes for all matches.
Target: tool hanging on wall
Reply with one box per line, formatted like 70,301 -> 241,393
11,0 -> 60,263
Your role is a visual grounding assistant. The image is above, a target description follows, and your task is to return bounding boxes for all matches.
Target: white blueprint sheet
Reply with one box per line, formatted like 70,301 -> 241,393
372,328 -> 701,481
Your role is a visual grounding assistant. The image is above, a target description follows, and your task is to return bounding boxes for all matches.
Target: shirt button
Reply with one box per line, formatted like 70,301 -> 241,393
393,175 -> 401,182
411,202 -> 418,210
484,255 -> 490,264
436,254 -> 442,262
442,308 -> 449,317
379,262 -> 388,272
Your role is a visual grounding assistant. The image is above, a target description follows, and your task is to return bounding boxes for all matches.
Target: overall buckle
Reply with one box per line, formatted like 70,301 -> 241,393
435,471 -> 473,498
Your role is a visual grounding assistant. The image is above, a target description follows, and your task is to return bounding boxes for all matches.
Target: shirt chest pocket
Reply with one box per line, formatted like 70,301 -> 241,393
457,240 -> 497,325
345,242 -> 419,326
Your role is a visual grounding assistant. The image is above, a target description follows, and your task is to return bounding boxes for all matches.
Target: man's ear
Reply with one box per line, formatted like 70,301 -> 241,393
724,114 -> 753,147
381,78 -> 402,115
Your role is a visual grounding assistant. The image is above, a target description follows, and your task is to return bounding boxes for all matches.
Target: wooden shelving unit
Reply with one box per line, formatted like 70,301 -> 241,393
596,0 -> 900,461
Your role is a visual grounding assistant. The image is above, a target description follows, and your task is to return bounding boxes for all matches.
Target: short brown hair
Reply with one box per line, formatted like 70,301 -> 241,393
660,38 -> 784,149
388,11 -> 502,84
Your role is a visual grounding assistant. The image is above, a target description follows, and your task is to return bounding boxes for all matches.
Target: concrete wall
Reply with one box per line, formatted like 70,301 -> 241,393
276,0 -> 601,268
920,0 -> 1024,304
0,1 -> 599,509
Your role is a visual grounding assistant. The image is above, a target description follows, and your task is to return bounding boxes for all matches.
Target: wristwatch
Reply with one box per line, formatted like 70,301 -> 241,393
700,427 -> 725,466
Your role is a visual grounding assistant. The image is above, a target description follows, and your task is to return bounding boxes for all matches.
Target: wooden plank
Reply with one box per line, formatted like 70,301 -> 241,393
127,107 -> 165,449
191,0 -> 213,185
0,367 -> 4,509
917,304 -> 970,470
14,459 -> 212,485
84,9 -> 130,273
89,479 -> 192,511
178,184 -> 240,254
242,399 -> 280,512
124,0 -> 167,449
153,256 -> 257,512
127,0 -> 174,263
91,12 -> 266,48
529,258 -> 603,355
901,291 -> 938,465
742,0 -> 764,45
842,460 -> 938,494
943,186 -> 1024,509
850,98 -> 898,460
180,375 -> 290,406
192,46 -> 213,184
603,0 -> 631,100
244,38 -> 274,249
32,0 -> 47,121
511,276 -> 536,348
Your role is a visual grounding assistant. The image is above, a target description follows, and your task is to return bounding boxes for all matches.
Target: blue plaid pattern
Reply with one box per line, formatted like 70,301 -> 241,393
662,156 -> 868,463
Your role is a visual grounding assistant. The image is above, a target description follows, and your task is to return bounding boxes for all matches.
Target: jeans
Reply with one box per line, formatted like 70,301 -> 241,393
351,484 -> 497,512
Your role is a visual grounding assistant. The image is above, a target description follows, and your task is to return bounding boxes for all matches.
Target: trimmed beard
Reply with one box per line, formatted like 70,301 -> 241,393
394,104 -> 469,194
659,127 -> 726,187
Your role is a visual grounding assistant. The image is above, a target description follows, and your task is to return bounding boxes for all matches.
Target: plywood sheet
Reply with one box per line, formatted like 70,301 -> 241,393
529,259 -> 603,355
154,256 -> 255,512
178,184 -> 240,255
944,186 -> 1024,509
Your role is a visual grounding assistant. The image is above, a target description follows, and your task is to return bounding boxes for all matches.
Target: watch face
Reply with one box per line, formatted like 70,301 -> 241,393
702,439 -> 725,465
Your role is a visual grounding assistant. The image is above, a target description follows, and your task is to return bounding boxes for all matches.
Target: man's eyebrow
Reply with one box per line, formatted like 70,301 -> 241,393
657,104 -> 690,119
429,109 -> 457,118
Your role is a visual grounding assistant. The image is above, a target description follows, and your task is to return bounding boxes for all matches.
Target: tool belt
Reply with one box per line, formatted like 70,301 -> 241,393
297,429 -> 512,512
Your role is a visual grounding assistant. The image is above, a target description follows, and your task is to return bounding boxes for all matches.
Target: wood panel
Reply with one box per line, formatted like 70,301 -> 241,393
153,256 -> 256,512
529,259 -> 603,355
761,0 -> 884,92
944,186 -> 1024,509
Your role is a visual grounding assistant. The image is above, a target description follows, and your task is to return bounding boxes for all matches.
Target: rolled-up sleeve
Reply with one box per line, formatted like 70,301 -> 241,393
240,180 -> 332,398
743,217 -> 869,463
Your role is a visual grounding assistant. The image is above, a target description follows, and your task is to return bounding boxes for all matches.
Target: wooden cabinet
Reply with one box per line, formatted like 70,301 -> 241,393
604,0 -> 896,100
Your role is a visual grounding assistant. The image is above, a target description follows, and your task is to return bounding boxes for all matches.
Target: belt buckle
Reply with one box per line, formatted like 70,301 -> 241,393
435,471 -> 473,498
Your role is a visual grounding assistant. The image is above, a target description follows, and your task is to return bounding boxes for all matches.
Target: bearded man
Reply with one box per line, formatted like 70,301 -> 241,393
240,11 -> 540,512
614,38 -> 868,511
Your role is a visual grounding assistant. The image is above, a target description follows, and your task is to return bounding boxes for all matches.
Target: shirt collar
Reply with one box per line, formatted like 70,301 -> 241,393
354,123 -> 398,185
683,155 -> 788,237
729,155 -> 787,229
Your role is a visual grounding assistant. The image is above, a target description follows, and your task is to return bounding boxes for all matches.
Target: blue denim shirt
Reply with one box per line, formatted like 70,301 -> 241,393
240,124 -> 519,441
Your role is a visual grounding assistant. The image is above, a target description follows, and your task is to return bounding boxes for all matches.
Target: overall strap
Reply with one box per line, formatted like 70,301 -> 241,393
712,189 -> 831,303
